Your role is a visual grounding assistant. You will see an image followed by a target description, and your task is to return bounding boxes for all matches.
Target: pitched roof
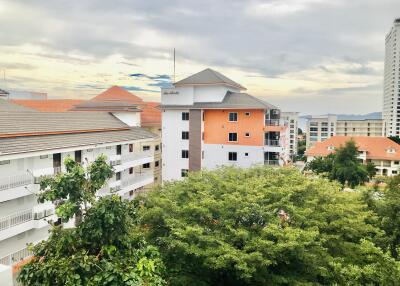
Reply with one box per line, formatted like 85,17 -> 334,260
0,110 -> 129,138
70,101 -> 141,112
161,91 -> 277,110
0,128 -> 155,156
12,99 -> 84,112
174,68 -> 246,90
305,136 -> 400,161
0,99 -> 36,112
92,86 -> 144,102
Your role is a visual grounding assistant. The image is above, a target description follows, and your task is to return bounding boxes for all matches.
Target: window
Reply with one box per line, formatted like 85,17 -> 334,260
245,112 -> 251,116
245,152 -> 249,156
321,122 -> 328,126
155,161 -> 160,167
321,127 -> 328,132
40,155 -> 48,159
182,131 -> 189,140
181,169 -> 189,177
116,172 -> 121,181
228,112 -> 238,122
143,145 -> 150,151
182,112 -> 189,121
155,145 -> 160,151
116,145 -> 121,155
181,150 -> 189,158
202,132 -> 204,140
142,163 -> 150,169
129,144 -> 133,152
310,127 -> 318,132
228,133 -> 238,142
0,160 -> 10,165
202,150 -> 204,159
245,132 -> 250,137
395,161 -> 399,165
129,167 -> 133,174
129,190 -> 134,196
228,152 -> 237,161
74,151 -> 82,163
86,149 -> 93,152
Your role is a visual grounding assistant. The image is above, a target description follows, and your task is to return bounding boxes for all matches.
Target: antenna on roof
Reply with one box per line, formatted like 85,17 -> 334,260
173,48 -> 176,83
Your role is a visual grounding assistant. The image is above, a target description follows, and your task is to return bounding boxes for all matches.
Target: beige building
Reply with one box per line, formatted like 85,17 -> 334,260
336,119 -> 383,137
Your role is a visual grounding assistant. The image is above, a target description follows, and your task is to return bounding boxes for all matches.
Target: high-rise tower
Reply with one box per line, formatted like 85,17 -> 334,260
383,18 -> 400,136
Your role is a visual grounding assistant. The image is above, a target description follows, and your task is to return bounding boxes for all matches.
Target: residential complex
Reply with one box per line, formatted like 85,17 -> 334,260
0,99 -> 157,267
305,136 -> 400,176
281,112 -> 299,157
383,18 -> 400,137
306,115 -> 384,148
13,86 -> 163,186
161,68 -> 290,182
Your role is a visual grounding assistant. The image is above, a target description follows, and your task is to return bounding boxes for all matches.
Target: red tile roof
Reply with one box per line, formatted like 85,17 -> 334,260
12,99 -> 84,112
92,86 -> 144,102
305,136 -> 400,161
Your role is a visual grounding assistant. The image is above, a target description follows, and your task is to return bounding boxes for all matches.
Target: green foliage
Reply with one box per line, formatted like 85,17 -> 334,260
365,175 -> 400,259
297,139 -> 306,160
18,196 -> 165,286
139,166 -> 400,285
306,140 -> 370,188
388,136 -> 400,145
38,155 -> 113,225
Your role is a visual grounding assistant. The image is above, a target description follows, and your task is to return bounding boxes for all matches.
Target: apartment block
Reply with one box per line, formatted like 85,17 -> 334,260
306,136 -> 400,176
281,112 -> 299,156
0,99 -> 157,267
306,115 -> 337,148
383,18 -> 400,136
306,115 -> 384,148
161,68 -> 290,182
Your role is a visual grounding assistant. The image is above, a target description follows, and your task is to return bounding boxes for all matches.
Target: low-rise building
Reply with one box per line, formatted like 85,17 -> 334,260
336,119 -> 383,137
306,115 -> 337,148
161,68 -> 291,182
0,99 -> 157,267
305,136 -> 400,176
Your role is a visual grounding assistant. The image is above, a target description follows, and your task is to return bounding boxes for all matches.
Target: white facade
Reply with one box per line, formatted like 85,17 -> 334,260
0,138 -> 156,267
281,112 -> 299,156
306,115 -> 337,148
383,18 -> 400,137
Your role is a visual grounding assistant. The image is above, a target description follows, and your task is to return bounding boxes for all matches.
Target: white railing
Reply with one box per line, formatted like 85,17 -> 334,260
265,139 -> 281,146
0,209 -> 33,232
121,171 -> 153,189
121,151 -> 153,164
265,119 -> 281,126
0,246 -> 33,266
265,160 -> 280,166
0,173 -> 34,191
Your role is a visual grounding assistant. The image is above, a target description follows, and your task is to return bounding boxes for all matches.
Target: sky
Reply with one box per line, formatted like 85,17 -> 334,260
0,0 -> 399,115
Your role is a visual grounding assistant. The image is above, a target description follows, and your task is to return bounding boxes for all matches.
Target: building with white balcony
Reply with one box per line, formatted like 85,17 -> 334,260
0,99 -> 157,268
281,112 -> 299,157
160,68 -> 291,182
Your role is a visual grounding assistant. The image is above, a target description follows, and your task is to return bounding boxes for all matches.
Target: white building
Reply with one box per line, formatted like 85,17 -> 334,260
0,89 -> 47,100
306,115 -> 337,148
383,18 -> 400,137
281,112 -> 299,156
0,99 -> 157,269
161,68 -> 291,182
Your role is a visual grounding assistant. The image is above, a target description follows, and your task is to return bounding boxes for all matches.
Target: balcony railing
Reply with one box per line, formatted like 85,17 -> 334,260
265,119 -> 281,126
0,209 -> 33,232
0,173 -> 34,191
265,139 -> 281,146
264,160 -> 280,166
121,171 -> 153,189
121,151 -> 153,163
0,246 -> 33,266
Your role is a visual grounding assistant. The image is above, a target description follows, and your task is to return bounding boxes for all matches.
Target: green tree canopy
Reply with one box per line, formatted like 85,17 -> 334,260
306,140 -> 370,188
139,167 -> 400,286
18,196 -> 165,286
38,155 -> 113,225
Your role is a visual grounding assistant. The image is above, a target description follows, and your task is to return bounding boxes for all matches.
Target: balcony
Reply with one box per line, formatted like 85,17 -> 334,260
121,171 -> 153,190
0,246 -> 33,266
264,139 -> 281,147
0,209 -> 33,232
265,119 -> 281,126
264,160 -> 280,166
0,174 -> 34,192
113,151 -> 154,172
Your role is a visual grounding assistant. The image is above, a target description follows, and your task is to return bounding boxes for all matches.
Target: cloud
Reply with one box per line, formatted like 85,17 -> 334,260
122,85 -> 159,93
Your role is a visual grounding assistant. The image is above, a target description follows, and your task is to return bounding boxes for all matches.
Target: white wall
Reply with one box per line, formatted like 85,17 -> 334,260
161,86 -> 194,105
162,109 -> 190,181
0,264 -> 12,286
202,144 -> 264,170
112,112 -> 141,127
193,85 -> 238,103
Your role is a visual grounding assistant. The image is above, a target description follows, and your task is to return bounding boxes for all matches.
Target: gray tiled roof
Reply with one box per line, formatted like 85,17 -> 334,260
0,128 -> 156,156
160,91 -> 277,110
0,111 -> 128,135
174,68 -> 246,90
71,101 -> 141,112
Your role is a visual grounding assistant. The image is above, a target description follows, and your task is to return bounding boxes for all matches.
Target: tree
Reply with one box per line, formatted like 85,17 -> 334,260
38,155 -> 113,225
366,161 -> 377,180
305,154 -> 334,175
330,140 -> 369,188
18,196 -> 165,286
139,167 -> 400,286
297,139 -> 306,161
388,136 -> 400,145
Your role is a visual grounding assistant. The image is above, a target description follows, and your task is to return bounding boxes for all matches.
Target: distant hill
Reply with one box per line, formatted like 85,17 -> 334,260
298,112 -> 382,131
